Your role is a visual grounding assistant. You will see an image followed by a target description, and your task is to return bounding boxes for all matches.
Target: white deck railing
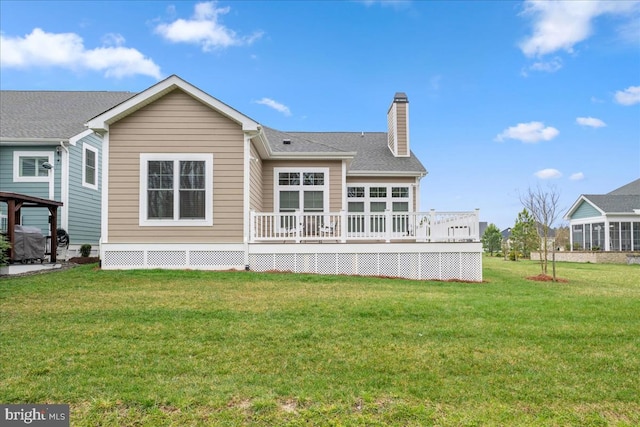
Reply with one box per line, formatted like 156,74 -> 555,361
250,209 -> 480,243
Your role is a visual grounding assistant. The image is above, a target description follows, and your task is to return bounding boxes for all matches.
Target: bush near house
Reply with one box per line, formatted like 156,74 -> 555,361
0,235 -> 10,266
79,244 -> 92,258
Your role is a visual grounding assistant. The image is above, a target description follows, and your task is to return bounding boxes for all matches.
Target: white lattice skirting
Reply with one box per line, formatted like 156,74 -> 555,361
101,242 -> 482,281
101,244 -> 246,270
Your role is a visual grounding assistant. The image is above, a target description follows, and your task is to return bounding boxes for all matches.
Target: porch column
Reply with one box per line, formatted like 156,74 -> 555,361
385,209 -> 392,243
6,200 -> 16,261
48,206 -> 58,262
340,210 -> 347,243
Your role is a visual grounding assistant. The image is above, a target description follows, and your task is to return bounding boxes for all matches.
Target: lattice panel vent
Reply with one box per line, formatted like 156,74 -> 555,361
250,254 -> 274,272
104,251 -> 144,267
274,253 -> 296,272
147,250 -> 187,267
421,253 -> 441,280
440,253 -> 460,280
358,253 -> 379,276
316,253 -> 337,275
379,253 -> 399,278
460,253 -> 482,281
336,253 -> 357,276
190,251 -> 244,267
399,253 -> 420,280
297,254 -> 316,273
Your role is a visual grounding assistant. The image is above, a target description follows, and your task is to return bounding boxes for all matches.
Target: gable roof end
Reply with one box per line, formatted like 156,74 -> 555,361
86,75 -> 261,133
564,177 -> 640,219
564,195 -> 605,220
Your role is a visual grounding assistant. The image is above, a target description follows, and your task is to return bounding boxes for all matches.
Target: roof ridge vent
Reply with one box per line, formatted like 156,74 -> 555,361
283,139 -> 291,145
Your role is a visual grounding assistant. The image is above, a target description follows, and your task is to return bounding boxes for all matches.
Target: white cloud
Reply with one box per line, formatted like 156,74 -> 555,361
570,172 -> 585,181
254,98 -> 291,116
495,121 -> 559,143
529,56 -> 563,73
576,117 -> 606,128
0,28 -> 161,79
155,1 -> 263,51
614,86 -> 640,106
101,33 -> 126,47
519,0 -> 640,57
535,168 -> 562,179
359,0 -> 412,9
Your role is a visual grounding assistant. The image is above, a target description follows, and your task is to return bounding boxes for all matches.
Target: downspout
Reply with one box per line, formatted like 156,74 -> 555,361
98,126 -> 110,259
244,126 -> 264,270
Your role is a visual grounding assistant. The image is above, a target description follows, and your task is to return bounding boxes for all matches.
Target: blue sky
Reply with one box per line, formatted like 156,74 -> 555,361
1,0 -> 638,229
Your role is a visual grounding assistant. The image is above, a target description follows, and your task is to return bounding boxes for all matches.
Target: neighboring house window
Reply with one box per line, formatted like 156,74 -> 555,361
83,145 -> 99,190
139,154 -> 213,227
13,151 -> 53,182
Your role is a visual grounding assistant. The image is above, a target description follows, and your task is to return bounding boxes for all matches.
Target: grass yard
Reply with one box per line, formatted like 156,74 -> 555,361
1,257 -> 639,426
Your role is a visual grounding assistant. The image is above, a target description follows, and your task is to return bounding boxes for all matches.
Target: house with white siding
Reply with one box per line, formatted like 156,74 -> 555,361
0,90 -> 134,256
87,75 -> 482,280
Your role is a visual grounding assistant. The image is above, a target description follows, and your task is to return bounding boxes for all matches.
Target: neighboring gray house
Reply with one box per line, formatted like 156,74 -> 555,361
565,178 -> 640,251
0,91 -> 134,256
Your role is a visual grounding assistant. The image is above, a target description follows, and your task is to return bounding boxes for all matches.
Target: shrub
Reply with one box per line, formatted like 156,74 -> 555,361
80,244 -> 92,258
0,235 -> 10,266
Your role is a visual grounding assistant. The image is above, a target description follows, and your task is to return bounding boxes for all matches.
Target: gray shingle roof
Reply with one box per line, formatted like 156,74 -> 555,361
263,127 -> 427,175
608,178 -> 640,196
585,178 -> 640,213
0,91 -> 135,139
583,194 -> 640,214
2,90 -> 427,176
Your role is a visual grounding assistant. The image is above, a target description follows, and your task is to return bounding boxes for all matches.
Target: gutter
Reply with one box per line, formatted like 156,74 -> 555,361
0,138 -> 68,145
348,170 -> 427,178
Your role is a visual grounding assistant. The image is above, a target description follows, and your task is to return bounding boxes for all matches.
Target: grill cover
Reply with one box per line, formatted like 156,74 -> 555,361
14,225 -> 45,261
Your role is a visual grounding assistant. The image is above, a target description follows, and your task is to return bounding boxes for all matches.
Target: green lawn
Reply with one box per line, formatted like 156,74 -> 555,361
1,257 -> 639,426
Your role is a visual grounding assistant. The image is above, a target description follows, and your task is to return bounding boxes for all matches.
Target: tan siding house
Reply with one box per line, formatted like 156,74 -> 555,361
107,89 -> 245,243
87,75 -> 481,281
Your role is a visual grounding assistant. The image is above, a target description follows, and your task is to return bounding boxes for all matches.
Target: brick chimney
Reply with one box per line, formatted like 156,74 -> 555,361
387,92 -> 410,157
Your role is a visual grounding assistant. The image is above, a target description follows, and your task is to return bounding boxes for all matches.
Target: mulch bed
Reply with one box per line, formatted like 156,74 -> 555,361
526,274 -> 568,283
68,257 -> 100,265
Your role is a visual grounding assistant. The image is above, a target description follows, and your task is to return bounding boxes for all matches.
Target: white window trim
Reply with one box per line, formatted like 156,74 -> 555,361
139,153 -> 214,227
13,151 -> 53,183
82,144 -> 99,191
274,167 -> 330,213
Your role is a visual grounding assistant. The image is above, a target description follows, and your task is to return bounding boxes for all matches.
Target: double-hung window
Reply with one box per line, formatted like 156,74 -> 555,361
140,154 -> 213,226
83,145 -> 98,190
